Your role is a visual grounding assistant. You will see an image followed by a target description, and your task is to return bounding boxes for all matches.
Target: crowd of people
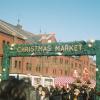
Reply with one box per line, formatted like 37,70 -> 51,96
36,83 -> 96,100
0,77 -> 98,100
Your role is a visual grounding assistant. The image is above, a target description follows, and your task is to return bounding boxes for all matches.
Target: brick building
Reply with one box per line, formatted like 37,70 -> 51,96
0,20 -> 96,86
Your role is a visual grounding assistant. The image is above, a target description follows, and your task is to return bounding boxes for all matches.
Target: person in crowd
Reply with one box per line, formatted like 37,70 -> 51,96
51,85 -> 62,100
0,78 -> 26,100
62,85 -> 73,100
76,85 -> 87,100
0,77 -> 36,100
36,85 -> 43,100
40,87 -> 49,100
49,85 -> 55,100
88,88 -> 96,100
44,87 -> 50,100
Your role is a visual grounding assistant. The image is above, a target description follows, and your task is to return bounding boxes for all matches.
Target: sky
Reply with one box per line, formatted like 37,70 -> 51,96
0,0 -> 100,42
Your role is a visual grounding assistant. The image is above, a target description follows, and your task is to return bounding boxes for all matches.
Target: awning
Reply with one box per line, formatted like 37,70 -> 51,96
54,77 -> 75,85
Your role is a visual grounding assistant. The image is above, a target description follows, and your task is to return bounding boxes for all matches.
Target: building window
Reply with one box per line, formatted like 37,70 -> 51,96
15,60 -> 17,68
60,70 -> 62,75
54,57 -> 57,63
53,69 -> 55,74
29,65 -> 32,70
75,63 -> 77,67
71,63 -> 73,68
38,67 -> 41,72
2,40 -> 5,47
65,60 -> 68,64
7,41 -> 10,45
65,70 -> 67,75
44,56 -> 48,61
46,67 -> 48,73
87,62 -> 89,65
36,66 -> 41,72
60,58 -> 63,64
55,69 -> 56,74
26,63 -> 32,71
29,67 -> 31,71
19,61 -> 21,69
36,67 -> 38,72
2,40 -> 5,44
79,64 -> 81,67
26,63 -> 29,70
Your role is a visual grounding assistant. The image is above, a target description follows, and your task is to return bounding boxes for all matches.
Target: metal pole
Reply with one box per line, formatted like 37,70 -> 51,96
2,44 -> 10,80
96,40 -> 100,100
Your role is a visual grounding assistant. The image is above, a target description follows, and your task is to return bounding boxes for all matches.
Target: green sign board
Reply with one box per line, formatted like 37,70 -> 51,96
9,41 -> 95,56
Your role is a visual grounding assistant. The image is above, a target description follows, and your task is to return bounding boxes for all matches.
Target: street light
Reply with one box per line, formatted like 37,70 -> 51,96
2,68 -> 6,72
10,43 -> 15,50
56,52 -> 62,56
96,68 -> 99,72
31,52 -> 35,56
87,39 -> 95,48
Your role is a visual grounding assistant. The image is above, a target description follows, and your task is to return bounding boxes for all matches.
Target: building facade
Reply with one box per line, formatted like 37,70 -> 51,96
0,20 -> 96,86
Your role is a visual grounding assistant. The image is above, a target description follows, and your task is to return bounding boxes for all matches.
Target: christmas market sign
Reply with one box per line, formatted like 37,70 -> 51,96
8,41 -> 95,56
16,43 -> 82,52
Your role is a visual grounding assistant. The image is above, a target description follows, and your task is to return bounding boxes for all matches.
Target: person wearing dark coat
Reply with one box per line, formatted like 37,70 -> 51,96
79,87 -> 87,100
49,86 -> 55,100
0,77 -> 33,100
61,85 -> 73,100
36,85 -> 43,100
88,88 -> 96,100
51,86 -> 62,100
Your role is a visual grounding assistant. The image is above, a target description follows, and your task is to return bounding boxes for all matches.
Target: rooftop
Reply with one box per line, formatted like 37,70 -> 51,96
0,19 -> 56,43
